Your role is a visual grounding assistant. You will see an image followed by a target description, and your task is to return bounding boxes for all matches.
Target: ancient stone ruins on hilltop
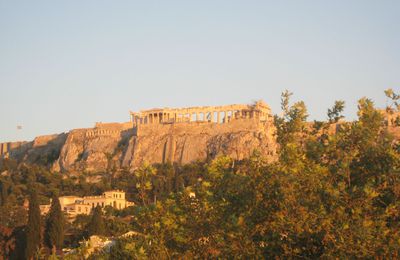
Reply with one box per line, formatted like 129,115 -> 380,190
1,100 -> 400,174
129,100 -> 271,125
1,100 -> 278,173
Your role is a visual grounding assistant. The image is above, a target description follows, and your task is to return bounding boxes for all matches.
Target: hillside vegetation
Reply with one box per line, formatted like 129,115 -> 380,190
1,90 -> 400,258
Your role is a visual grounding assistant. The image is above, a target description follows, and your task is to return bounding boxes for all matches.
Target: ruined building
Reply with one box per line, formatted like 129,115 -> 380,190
1,101 -> 277,173
130,101 -> 271,125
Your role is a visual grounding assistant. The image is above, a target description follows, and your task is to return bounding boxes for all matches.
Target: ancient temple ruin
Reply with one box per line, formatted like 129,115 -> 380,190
129,100 -> 271,126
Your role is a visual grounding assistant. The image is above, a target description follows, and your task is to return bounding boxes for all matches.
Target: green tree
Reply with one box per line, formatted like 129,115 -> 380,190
274,90 -> 308,166
0,180 -> 9,206
85,206 -> 105,237
45,195 -> 64,253
327,100 -> 345,123
134,163 -> 156,205
385,88 -> 400,110
25,189 -> 41,260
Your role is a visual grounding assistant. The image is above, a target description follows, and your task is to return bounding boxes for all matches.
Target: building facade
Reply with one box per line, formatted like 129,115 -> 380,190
129,100 -> 271,126
40,190 -> 134,216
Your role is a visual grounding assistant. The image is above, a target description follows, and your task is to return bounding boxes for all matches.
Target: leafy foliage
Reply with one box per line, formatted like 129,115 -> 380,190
85,206 -> 105,237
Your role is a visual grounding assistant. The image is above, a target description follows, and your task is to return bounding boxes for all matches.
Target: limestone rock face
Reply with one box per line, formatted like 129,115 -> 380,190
0,134 -> 67,166
1,120 -> 277,173
52,123 -> 133,172
122,119 -> 277,169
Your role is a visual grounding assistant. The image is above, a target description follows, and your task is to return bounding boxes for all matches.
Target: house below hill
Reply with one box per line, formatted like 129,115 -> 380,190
40,190 -> 134,216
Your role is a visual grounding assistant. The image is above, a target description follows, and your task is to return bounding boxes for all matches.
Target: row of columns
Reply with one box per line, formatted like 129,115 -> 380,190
131,110 -> 268,125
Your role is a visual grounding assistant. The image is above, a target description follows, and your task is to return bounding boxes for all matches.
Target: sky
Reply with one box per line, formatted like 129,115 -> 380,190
0,0 -> 399,142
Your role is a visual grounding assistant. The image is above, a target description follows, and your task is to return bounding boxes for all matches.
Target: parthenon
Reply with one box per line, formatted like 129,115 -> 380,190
129,100 -> 271,125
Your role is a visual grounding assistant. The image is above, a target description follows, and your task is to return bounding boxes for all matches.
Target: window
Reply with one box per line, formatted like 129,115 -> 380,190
78,207 -> 81,212
101,202 -> 104,207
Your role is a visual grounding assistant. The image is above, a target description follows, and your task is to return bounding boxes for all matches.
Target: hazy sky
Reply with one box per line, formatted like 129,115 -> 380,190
0,1 -> 399,142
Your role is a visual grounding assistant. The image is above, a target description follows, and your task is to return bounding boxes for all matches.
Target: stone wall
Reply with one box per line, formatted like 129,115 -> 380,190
0,141 -> 26,157
86,122 -> 133,138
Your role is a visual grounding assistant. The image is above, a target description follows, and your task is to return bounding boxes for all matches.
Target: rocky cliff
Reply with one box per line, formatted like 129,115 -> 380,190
0,119 -> 277,173
122,118 -> 276,169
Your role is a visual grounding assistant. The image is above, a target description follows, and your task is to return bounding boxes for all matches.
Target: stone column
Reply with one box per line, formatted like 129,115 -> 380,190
217,111 -> 220,123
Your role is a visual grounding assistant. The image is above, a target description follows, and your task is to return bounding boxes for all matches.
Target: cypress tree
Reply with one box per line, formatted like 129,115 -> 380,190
45,195 -> 64,252
86,206 -> 105,237
0,180 -> 9,206
25,189 -> 41,260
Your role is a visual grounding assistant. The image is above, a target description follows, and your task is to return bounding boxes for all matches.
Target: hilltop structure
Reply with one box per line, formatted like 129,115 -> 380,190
1,100 -> 400,173
129,100 -> 271,125
40,190 -> 134,216
1,100 -> 278,172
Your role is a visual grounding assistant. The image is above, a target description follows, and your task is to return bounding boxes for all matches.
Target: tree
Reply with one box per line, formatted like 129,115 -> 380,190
25,189 -> 41,260
85,206 -> 105,237
384,88 -> 400,110
45,195 -> 64,253
274,90 -> 308,165
134,163 -> 156,205
327,100 -> 345,123
0,179 -> 10,207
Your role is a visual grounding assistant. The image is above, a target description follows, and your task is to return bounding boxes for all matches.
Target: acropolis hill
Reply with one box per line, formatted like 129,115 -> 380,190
0,101 -> 278,173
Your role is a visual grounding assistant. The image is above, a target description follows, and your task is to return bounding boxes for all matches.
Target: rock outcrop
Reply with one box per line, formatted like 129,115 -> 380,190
0,134 -> 67,166
122,118 -> 276,169
1,119 -> 277,173
1,101 -> 280,172
52,122 -> 133,172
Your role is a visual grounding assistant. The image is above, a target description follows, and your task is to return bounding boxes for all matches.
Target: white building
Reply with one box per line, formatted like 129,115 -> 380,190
40,190 -> 134,216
